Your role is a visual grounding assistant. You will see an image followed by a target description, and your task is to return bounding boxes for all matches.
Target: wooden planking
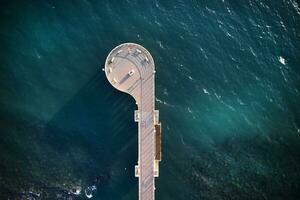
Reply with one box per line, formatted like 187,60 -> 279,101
155,123 -> 161,161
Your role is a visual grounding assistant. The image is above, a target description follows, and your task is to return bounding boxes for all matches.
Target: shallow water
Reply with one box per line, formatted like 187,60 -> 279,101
0,0 -> 300,199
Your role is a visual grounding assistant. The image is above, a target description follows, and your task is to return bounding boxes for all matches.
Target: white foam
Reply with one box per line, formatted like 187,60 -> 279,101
249,47 -> 257,57
291,0 -> 300,15
226,7 -> 232,15
163,88 -> 169,96
280,21 -> 287,31
279,56 -> 286,65
280,67 -> 288,82
154,20 -> 162,27
156,40 -> 164,49
214,92 -> 221,100
237,98 -> 245,105
155,97 -> 163,104
34,49 -> 42,60
206,7 -> 216,14
226,31 -> 233,38
203,88 -> 210,95
155,97 -> 174,107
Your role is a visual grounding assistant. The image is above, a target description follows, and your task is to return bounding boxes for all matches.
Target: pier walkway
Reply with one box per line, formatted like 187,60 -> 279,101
104,43 -> 161,200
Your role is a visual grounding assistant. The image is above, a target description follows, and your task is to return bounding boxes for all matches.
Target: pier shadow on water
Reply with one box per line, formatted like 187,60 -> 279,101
0,72 -> 139,199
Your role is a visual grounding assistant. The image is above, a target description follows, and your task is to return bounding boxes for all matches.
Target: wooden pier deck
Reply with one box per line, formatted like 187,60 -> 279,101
104,43 -> 161,200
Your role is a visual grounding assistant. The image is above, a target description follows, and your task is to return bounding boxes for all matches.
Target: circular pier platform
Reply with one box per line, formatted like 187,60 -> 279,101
104,43 -> 155,104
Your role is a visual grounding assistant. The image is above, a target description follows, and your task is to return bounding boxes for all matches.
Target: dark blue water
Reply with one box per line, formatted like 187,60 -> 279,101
1,0 -> 300,199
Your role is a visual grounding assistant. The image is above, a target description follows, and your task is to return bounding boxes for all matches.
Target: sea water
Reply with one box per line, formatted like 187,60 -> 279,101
0,0 -> 300,199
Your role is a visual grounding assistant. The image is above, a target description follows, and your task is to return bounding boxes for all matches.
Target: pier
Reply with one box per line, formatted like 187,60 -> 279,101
104,43 -> 161,200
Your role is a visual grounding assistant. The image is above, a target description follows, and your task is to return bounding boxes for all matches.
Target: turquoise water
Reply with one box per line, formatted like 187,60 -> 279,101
1,0 -> 300,199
